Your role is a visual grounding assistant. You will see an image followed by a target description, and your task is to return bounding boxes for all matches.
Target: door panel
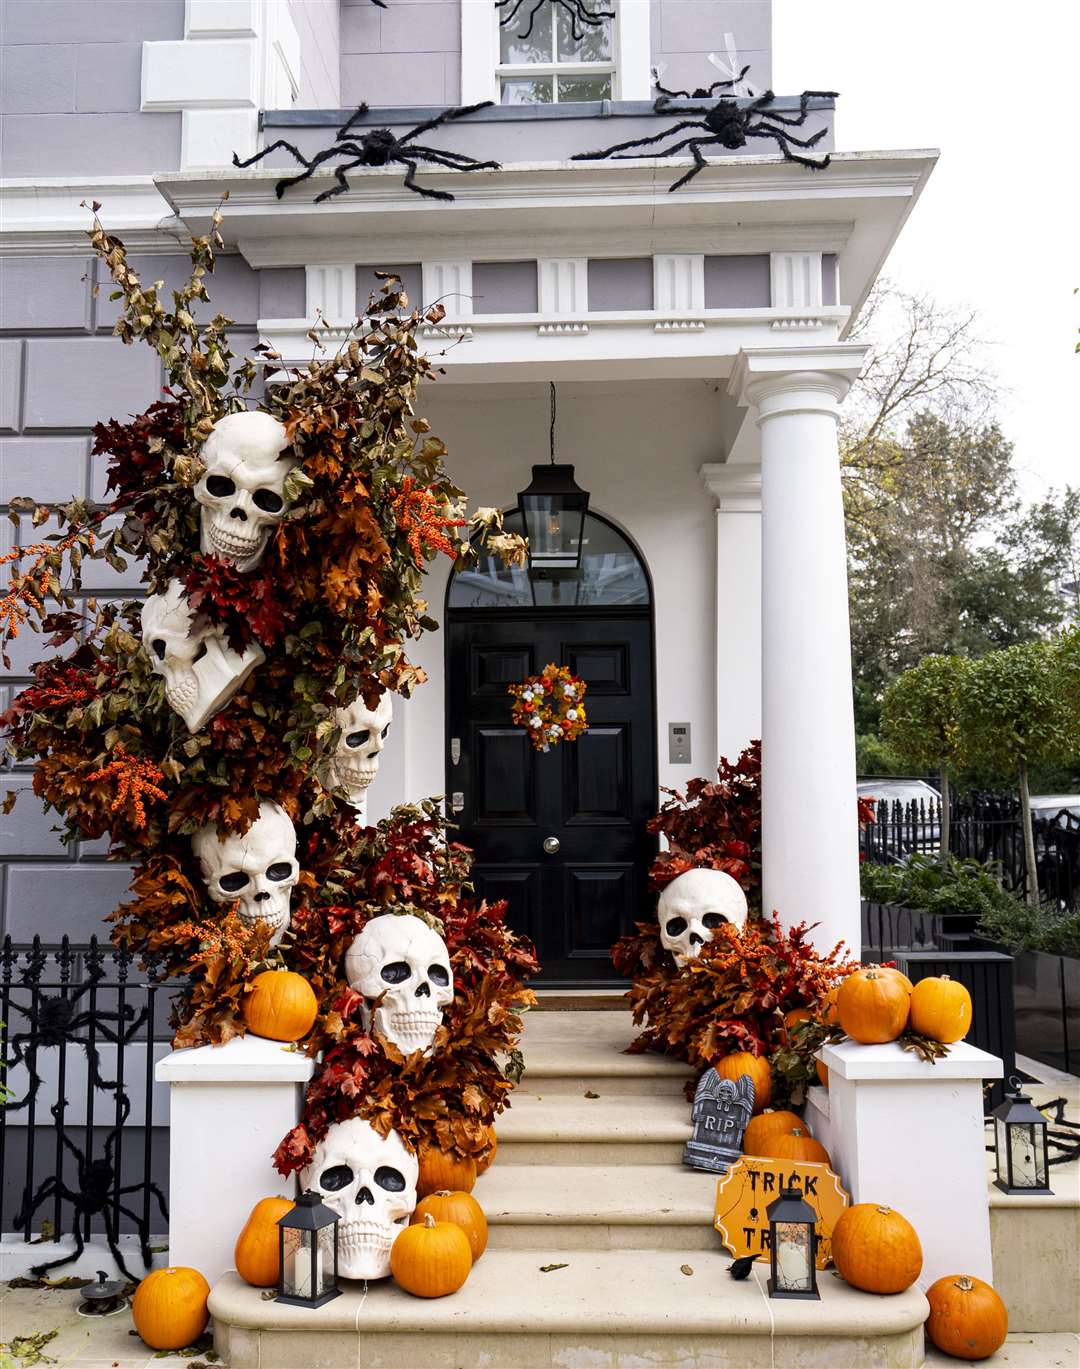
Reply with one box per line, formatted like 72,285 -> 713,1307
566,725 -> 631,824
472,726 -> 535,825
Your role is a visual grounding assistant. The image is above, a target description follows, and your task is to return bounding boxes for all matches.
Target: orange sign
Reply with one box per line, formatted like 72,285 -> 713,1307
713,1157 -> 849,1268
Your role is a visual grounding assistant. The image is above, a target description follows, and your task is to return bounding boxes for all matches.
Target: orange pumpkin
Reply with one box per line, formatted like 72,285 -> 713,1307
781,1007 -> 813,1044
418,1145 -> 477,1197
391,1212 -> 472,1298
837,967 -> 910,1044
413,1189 -> 488,1262
234,1195 -> 294,1287
243,970 -> 318,1043
475,1126 -> 497,1176
742,1110 -> 806,1156
715,1051 -> 772,1114
769,1128 -> 831,1167
815,1059 -> 829,1089
831,1204 -> 923,1294
909,975 -> 973,1044
132,1266 -> 210,1350
821,984 -> 842,1025
868,963 -> 914,993
925,1274 -> 1008,1361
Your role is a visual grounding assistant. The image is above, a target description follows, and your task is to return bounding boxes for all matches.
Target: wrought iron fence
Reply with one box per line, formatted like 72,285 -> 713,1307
0,937 -> 180,1279
859,795 -> 1080,910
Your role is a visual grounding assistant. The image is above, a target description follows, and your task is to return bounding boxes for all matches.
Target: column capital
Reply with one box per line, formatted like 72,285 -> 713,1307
728,344 -> 870,420
700,462 -> 761,512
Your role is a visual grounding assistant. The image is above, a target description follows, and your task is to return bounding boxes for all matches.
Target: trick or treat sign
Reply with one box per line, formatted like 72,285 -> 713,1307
713,1158 -> 849,1269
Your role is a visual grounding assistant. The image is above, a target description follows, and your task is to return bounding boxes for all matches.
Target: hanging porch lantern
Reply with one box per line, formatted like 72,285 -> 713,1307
992,1078 -> 1052,1195
518,383 -> 590,577
766,1183 -> 820,1300
276,1190 -> 342,1307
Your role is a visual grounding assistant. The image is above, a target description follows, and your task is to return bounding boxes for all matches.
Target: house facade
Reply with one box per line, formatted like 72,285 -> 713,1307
0,0 -> 936,978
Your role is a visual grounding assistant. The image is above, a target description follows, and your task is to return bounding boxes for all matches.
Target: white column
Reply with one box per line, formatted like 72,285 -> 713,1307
157,1035 -> 314,1286
700,463 -> 761,763
729,346 -> 867,954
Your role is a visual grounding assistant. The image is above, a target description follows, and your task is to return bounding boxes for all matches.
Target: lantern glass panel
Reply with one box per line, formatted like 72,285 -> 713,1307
773,1221 -> 813,1293
281,1226 -> 307,1299
1009,1122 -> 1045,1188
994,1117 -> 1009,1181
317,1223 -> 337,1297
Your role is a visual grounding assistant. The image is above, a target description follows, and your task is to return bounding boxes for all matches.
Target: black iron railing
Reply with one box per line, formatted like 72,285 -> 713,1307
0,937 -> 181,1279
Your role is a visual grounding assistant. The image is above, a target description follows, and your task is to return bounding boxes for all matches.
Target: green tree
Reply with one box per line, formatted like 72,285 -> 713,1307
960,641 -> 1080,904
881,655 -> 969,854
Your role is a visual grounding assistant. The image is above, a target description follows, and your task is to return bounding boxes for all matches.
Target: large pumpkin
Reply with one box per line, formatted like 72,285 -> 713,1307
235,1195 -> 294,1287
837,967 -> 910,1044
475,1125 -> 497,1176
418,1144 -> 477,1197
769,1128 -> 830,1167
132,1266 -> 211,1350
742,1109 -> 805,1156
391,1212 -> 472,1298
925,1274 -> 1008,1361
243,970 -> 318,1043
872,964 -> 914,994
413,1189 -> 488,1262
716,1051 -> 772,1114
831,1204 -> 922,1294
909,975 -> 973,1044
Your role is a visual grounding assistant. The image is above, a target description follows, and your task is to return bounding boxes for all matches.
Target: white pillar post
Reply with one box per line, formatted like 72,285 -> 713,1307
700,462 -> 762,763
728,346 -> 868,954
157,1035 -> 314,1287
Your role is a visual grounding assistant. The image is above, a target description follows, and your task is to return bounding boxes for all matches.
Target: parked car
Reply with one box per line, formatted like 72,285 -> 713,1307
857,779 -> 942,863
1030,795 -> 1080,823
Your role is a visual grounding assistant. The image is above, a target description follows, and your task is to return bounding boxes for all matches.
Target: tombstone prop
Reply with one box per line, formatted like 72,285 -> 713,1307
683,1068 -> 755,1174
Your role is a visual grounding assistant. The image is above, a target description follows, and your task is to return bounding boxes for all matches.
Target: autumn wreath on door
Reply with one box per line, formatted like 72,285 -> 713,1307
509,665 -> 588,752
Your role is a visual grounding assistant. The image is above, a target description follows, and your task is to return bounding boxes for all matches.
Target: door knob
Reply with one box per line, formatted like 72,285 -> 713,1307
543,836 -> 561,854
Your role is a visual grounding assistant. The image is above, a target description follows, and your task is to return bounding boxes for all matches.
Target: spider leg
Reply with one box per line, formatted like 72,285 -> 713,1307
312,156 -> 367,203
573,119 -> 706,161
406,144 -> 500,172
231,138 -> 311,172
29,1215 -> 87,1280
14,1175 -> 58,1229
113,1199 -> 156,1274
500,0 -> 542,39
751,127 -> 830,168
335,103 -> 371,141
654,96 -> 716,115
668,139 -> 714,192
117,1177 -> 169,1226
653,82 -> 693,99
753,121 -> 827,150
397,101 -> 495,147
272,142 -> 359,200
398,156 -> 454,202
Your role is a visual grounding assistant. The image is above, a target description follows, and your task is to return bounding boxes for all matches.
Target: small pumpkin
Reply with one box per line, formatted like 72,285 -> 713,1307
235,1195 -> 294,1287
418,1144 -> 477,1197
820,983 -> 842,1025
815,1059 -> 829,1089
831,1203 -> 922,1294
769,1127 -> 831,1167
132,1266 -> 211,1350
391,1212 -> 473,1298
781,1007 -> 813,1044
837,967 -> 910,1044
476,1125 -> 497,1176
742,1110 -> 805,1156
909,975 -> 973,1044
715,1051 -> 772,1114
413,1189 -> 488,1262
925,1274 -> 1008,1361
243,969 -> 318,1043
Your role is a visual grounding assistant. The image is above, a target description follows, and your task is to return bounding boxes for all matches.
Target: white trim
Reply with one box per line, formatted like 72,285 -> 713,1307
615,0 -> 651,100
305,264 -> 356,322
538,257 -> 588,312
700,461 -> 761,512
0,177 -> 180,255
422,261 -> 475,316
770,251 -> 823,310
185,0 -> 259,39
653,254 -> 704,312
461,0 -> 499,104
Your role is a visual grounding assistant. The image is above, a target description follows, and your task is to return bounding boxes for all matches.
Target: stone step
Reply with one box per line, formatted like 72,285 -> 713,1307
210,1253 -> 929,1369
517,1007 -> 694,1096
476,1162 -> 721,1250
495,1092 -> 688,1165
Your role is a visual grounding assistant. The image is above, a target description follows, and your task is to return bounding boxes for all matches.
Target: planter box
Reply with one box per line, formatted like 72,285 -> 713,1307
1006,946 -> 1080,1076
861,899 -> 983,961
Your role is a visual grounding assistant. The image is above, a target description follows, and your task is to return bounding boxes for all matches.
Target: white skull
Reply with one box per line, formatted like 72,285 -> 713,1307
300,1118 -> 418,1281
191,800 -> 299,945
140,579 -> 264,733
344,914 -> 454,1056
321,691 -> 393,807
194,411 -> 294,571
658,868 -> 748,966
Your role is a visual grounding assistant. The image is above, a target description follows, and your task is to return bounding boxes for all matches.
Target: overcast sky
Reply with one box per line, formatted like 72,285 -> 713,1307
774,0 -> 1078,501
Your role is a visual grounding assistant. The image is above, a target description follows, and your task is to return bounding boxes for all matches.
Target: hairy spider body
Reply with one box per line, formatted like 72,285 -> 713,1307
573,68 -> 838,191
497,0 -> 614,43
233,102 -> 501,203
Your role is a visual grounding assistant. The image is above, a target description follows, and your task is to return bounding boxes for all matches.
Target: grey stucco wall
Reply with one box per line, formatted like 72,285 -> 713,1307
290,0 -> 342,109
0,0 -> 184,176
340,0 -> 461,108
651,0 -> 771,99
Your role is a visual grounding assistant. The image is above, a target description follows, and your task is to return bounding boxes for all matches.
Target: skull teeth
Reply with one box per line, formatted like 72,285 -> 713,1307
339,1221 -> 395,1252
237,906 -> 289,930
165,676 -> 199,711
207,523 -> 265,560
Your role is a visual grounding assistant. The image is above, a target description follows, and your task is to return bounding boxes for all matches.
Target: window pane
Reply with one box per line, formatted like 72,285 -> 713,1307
500,76 -> 554,105
556,74 -> 612,102
500,9 -> 553,64
556,7 -> 612,61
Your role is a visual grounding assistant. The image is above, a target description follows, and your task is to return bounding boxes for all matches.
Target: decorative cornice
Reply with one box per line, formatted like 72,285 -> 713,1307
0,178 -> 182,256
700,462 -> 762,512
728,345 -> 870,417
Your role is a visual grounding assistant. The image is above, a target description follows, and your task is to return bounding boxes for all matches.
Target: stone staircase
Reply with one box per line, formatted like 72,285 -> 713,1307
210,1008 -> 929,1368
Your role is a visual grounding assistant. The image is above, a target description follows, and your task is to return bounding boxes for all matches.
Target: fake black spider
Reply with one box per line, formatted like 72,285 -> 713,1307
15,1123 -> 168,1281
573,66 -> 838,191
497,0 -> 614,42
232,102 -> 501,203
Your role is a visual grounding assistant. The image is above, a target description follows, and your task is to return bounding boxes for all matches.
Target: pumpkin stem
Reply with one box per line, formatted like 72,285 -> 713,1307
875,1206 -> 892,1215
435,1190 -> 452,1197
791,1129 -> 804,1137
423,1213 -> 437,1229
955,1276 -> 974,1291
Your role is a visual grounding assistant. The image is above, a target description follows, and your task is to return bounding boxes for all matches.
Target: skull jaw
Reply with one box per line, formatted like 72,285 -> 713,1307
370,1004 -> 442,1057
200,511 -> 271,573
169,640 -> 266,734
336,1218 -> 403,1281
235,898 -> 292,948
323,759 -> 380,808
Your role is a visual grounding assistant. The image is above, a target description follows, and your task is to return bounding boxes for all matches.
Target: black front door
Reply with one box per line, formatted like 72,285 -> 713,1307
446,612 -> 656,984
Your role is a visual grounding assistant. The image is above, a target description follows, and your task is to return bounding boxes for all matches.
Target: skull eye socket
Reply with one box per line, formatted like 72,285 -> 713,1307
205,475 -> 236,498
219,872 -> 250,893
702,913 -> 728,929
381,961 -> 411,985
428,965 -> 450,988
151,638 -> 167,661
266,862 -> 294,882
346,729 -> 371,749
381,724 -> 391,739
319,1164 -> 354,1192
375,1166 -> 406,1192
253,488 -> 284,514
665,917 -> 688,937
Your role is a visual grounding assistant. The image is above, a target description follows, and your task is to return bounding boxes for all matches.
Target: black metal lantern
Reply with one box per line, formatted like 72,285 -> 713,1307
276,1190 -> 342,1308
518,384 -> 590,578
766,1183 -> 819,1300
993,1077 -> 1052,1195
